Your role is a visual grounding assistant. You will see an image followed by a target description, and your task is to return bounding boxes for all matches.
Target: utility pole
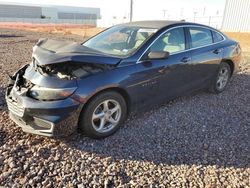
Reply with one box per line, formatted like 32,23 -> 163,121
216,10 -> 219,16
180,8 -> 183,17
130,0 -> 133,22
208,16 -> 211,26
203,7 -> 206,16
193,11 -> 197,22
162,9 -> 167,19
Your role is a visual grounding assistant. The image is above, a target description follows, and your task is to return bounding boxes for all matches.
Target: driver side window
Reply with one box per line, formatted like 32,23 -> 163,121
150,27 -> 185,54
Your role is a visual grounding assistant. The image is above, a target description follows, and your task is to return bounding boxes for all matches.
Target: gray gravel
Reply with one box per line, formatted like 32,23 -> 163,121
0,28 -> 249,187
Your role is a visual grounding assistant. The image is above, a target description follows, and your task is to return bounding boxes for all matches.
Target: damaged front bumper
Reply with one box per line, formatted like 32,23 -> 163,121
5,65 -> 83,137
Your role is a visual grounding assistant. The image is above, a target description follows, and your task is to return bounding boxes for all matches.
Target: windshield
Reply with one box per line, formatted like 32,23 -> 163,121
83,26 -> 157,57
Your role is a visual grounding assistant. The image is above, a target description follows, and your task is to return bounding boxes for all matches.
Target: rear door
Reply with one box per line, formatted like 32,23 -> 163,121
187,27 -> 224,88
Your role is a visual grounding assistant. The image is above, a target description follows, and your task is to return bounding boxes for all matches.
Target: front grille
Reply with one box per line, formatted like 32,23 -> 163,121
7,98 -> 25,117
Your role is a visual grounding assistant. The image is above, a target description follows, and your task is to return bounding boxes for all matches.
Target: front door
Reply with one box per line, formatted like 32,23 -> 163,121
134,27 -> 194,108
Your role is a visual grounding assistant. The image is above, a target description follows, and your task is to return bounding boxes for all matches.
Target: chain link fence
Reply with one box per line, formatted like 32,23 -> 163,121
185,16 -> 223,29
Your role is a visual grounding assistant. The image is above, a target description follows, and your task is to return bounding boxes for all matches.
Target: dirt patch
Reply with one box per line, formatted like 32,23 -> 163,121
0,22 -> 104,38
225,32 -> 250,52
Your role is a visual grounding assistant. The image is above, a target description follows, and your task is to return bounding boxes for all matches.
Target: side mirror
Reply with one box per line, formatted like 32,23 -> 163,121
147,51 -> 169,60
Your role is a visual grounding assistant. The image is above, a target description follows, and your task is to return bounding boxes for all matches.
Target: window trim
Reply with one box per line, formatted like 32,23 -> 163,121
137,25 -> 226,64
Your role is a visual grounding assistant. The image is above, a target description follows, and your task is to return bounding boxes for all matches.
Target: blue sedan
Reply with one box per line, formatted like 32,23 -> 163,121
6,21 -> 242,138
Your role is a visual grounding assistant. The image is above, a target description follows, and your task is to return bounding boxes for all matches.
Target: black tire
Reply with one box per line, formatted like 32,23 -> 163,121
209,62 -> 231,94
79,91 -> 127,139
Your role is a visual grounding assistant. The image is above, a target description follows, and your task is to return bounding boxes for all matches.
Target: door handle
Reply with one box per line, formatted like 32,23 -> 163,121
213,49 -> 222,54
181,57 -> 191,63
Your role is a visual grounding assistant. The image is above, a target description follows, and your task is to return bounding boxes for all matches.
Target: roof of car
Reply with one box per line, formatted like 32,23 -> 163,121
120,20 -> 188,29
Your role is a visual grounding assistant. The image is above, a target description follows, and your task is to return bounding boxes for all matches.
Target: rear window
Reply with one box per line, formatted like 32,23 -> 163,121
189,27 -> 213,48
212,31 -> 224,43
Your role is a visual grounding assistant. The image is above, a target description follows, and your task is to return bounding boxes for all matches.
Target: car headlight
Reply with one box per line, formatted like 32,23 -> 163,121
29,85 -> 77,101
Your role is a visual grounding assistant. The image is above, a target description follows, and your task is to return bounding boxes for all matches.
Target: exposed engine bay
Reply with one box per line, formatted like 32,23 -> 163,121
33,60 -> 109,80
6,60 -> 112,101
6,38 -> 119,102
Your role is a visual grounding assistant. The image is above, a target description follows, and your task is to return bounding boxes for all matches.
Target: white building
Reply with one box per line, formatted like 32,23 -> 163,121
222,0 -> 250,32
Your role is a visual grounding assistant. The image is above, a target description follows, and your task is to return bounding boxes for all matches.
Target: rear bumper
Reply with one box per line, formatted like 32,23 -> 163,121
233,43 -> 243,74
6,88 -> 82,137
234,57 -> 241,74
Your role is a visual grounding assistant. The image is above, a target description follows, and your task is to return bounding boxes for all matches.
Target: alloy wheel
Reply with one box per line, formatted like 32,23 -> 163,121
91,99 -> 121,133
216,66 -> 230,90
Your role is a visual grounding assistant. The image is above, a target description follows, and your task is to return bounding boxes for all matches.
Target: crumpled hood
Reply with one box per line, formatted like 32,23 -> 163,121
32,38 -> 122,66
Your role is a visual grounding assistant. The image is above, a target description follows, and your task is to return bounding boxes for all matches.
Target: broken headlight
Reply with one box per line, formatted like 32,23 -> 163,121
29,85 -> 77,101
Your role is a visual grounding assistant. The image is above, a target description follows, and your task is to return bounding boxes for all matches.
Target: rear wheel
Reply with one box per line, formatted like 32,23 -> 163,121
79,91 -> 127,138
210,62 -> 231,93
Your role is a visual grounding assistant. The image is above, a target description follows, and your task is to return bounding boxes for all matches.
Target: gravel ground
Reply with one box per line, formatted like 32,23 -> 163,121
0,28 -> 249,187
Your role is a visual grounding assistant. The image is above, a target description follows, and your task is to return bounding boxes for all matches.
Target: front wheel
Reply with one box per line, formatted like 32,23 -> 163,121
79,91 -> 127,139
210,62 -> 231,93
